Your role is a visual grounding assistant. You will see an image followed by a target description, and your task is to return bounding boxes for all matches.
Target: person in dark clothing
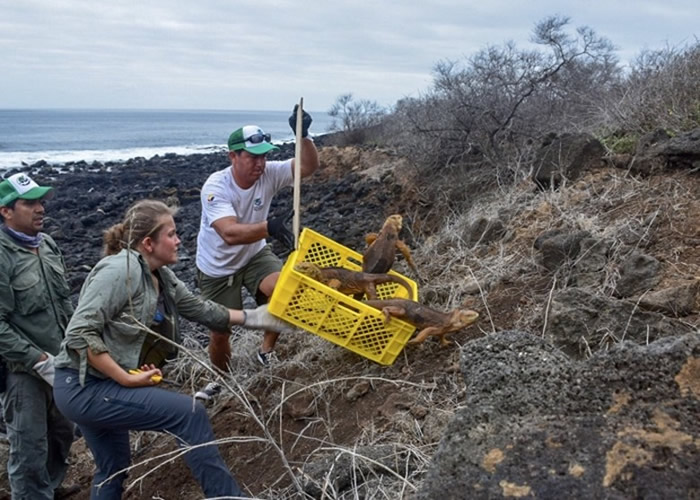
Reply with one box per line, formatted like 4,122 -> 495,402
0,173 -> 76,500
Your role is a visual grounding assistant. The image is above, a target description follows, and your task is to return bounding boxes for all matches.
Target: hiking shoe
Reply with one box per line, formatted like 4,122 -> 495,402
256,350 -> 278,367
194,382 -> 222,401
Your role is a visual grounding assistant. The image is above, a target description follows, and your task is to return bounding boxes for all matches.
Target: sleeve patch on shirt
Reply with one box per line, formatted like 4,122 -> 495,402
207,194 -> 215,202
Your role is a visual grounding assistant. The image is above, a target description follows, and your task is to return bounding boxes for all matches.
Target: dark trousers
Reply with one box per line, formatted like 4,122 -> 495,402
53,368 -> 244,499
1,371 -> 74,500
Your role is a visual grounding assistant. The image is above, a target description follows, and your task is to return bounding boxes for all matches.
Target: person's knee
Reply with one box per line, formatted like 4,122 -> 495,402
7,445 -> 46,478
8,426 -> 48,466
258,272 -> 280,297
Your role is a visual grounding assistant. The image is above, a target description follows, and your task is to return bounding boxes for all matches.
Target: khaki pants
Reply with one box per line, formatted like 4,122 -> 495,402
197,245 -> 282,309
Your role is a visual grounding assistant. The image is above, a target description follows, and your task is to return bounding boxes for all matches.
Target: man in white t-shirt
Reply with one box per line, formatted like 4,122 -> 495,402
196,107 -> 319,370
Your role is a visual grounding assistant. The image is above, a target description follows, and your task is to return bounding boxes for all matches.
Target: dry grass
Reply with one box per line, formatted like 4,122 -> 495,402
407,164 -> 699,345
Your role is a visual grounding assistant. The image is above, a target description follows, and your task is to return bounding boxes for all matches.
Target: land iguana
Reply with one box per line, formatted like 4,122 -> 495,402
294,262 -> 413,300
363,298 -> 479,346
363,214 -> 418,275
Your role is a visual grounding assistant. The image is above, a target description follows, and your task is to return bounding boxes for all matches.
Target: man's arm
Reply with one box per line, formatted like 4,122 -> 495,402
211,216 -> 268,246
291,137 -> 320,179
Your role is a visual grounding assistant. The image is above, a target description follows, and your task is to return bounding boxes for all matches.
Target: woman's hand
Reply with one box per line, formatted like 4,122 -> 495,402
88,349 -> 162,387
125,364 -> 163,387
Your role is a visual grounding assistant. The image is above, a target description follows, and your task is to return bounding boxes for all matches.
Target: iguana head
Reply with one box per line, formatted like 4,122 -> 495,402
294,262 -> 323,280
452,309 -> 479,329
384,214 -> 403,231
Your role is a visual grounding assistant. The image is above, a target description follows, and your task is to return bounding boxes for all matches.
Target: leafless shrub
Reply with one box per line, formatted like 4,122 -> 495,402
387,16 -> 618,187
328,93 -> 388,145
602,39 -> 700,136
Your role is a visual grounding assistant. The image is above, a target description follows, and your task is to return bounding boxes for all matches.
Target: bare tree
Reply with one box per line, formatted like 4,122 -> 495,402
390,16 -> 619,176
328,93 -> 387,144
603,40 -> 700,136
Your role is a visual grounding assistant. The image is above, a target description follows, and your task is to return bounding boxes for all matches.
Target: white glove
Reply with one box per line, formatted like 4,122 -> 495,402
241,304 -> 295,333
33,353 -> 55,386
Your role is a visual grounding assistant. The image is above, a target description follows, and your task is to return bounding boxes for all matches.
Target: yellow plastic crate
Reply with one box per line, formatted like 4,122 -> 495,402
269,228 -> 418,365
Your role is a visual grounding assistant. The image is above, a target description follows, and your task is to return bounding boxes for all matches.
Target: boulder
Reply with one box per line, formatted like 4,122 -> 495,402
629,127 -> 700,175
533,229 -> 591,272
636,280 -> 700,317
532,133 -> 606,189
415,331 -> 700,500
571,237 -> 613,288
544,288 -> 694,358
615,251 -> 661,298
635,128 -> 672,155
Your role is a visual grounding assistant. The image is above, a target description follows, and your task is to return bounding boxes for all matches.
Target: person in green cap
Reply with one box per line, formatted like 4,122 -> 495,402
0,173 -> 78,499
195,106 -> 319,383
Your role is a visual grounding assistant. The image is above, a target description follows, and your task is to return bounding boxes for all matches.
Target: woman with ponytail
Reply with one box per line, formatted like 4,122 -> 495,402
53,200 -> 286,498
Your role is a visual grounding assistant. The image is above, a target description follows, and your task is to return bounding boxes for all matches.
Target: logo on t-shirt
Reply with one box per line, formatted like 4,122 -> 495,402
207,194 -> 215,202
253,197 -> 263,211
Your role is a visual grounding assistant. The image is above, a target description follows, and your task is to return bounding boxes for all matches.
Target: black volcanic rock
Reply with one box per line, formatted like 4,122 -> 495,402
416,331 -> 700,500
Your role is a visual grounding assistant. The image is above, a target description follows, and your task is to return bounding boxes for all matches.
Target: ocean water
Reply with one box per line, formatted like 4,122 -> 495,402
0,109 -> 335,171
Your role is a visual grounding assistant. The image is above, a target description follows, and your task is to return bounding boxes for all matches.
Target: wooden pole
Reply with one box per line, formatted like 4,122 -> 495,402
293,97 -> 303,249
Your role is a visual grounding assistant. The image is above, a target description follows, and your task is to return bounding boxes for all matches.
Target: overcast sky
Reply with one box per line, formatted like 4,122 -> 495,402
1,0 -> 697,112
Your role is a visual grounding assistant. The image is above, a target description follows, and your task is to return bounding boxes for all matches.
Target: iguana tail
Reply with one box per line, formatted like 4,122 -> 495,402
377,274 -> 412,298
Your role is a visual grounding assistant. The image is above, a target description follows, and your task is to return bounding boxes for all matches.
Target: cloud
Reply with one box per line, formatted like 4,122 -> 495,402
0,0 -> 697,110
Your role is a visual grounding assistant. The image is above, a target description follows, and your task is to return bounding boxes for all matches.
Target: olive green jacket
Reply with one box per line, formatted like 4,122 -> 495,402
54,248 -> 230,384
0,229 -> 74,373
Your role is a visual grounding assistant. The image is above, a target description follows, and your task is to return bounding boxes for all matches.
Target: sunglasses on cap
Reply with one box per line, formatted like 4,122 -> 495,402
232,131 -> 271,146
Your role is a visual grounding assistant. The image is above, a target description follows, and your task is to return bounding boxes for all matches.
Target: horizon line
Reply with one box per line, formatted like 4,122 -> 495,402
0,107 -> 331,114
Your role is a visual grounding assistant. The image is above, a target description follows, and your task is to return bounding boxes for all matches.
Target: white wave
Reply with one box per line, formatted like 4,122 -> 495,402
0,132 -> 327,172
0,144 -> 226,171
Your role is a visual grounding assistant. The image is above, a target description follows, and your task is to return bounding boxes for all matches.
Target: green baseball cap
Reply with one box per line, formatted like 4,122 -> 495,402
228,125 -> 279,155
0,173 -> 54,207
